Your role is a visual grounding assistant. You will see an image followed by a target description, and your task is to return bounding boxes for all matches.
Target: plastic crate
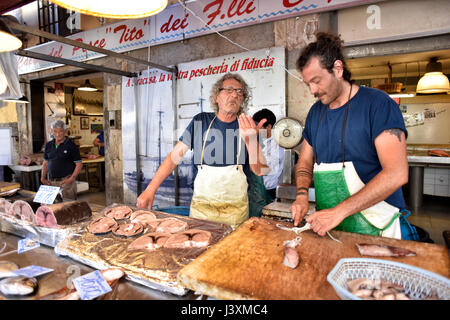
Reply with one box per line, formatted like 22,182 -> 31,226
154,206 -> 190,216
327,258 -> 450,300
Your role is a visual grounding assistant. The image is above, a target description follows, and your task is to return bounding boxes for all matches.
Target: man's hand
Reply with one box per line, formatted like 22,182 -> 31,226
290,195 -> 309,226
41,178 -> 50,186
238,114 -> 266,139
136,190 -> 155,210
61,176 -> 75,187
305,208 -> 346,236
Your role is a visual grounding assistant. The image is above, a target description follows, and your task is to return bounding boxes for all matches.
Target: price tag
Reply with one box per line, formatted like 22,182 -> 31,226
13,265 -> 53,278
72,270 -> 112,300
17,237 -> 40,253
33,185 -> 60,204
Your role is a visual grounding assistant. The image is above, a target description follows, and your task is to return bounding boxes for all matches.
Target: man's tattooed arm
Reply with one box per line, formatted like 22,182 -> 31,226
384,128 -> 403,142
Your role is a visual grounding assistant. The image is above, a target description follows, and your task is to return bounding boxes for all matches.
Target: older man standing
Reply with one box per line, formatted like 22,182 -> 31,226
137,73 -> 269,228
41,120 -> 83,200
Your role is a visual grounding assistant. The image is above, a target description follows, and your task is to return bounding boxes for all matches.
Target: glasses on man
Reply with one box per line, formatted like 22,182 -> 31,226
219,87 -> 244,96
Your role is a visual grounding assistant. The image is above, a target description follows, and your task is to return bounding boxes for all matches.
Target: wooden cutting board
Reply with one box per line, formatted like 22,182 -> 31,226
178,217 -> 450,300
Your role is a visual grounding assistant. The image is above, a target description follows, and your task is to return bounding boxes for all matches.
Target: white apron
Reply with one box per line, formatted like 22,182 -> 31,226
189,116 -> 249,229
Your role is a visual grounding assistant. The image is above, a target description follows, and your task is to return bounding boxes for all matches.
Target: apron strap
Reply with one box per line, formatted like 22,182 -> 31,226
200,115 -> 242,169
341,85 -> 352,168
314,84 -> 353,167
200,116 -> 217,167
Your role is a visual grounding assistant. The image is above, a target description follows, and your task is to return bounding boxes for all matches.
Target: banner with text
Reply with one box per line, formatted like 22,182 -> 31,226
18,0 -> 380,74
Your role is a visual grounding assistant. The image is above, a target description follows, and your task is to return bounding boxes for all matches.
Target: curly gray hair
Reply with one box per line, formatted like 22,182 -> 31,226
209,73 -> 251,115
51,119 -> 66,130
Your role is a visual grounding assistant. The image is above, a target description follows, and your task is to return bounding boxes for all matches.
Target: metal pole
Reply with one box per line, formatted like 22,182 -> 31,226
16,50 -> 137,78
134,81 -> 142,197
6,20 -> 175,73
172,67 -> 179,206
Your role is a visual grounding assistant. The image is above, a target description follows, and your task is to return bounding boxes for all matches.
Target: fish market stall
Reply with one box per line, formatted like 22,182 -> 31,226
0,232 -> 201,300
0,192 -> 103,248
54,204 -> 232,296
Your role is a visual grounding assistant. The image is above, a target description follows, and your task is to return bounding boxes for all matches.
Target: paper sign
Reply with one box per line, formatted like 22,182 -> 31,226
17,238 -> 40,253
72,270 -> 112,300
13,265 -> 54,278
33,185 -> 61,204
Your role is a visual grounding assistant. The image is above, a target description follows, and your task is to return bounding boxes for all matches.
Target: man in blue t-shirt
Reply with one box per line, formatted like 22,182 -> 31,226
290,33 -> 409,238
93,130 -> 104,156
137,73 -> 269,227
41,120 -> 83,200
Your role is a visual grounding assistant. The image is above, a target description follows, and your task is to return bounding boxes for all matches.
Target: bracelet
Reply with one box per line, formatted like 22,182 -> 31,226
296,187 -> 308,194
296,191 -> 308,196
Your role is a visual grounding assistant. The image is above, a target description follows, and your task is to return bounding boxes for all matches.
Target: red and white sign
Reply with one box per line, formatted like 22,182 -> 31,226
18,0 -> 381,74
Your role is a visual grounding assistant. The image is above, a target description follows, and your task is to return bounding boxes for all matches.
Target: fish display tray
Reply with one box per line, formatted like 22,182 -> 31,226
0,213 -> 87,248
327,258 -> 450,300
54,209 -> 232,296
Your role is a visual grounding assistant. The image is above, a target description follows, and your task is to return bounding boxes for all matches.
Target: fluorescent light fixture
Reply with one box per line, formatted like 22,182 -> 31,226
77,79 -> 98,92
416,58 -> 450,94
389,93 -> 415,98
2,96 -> 30,103
48,0 -> 168,19
0,19 -> 22,53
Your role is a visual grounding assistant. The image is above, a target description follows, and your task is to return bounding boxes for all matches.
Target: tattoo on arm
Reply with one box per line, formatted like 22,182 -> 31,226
296,169 -> 313,178
384,128 -> 403,142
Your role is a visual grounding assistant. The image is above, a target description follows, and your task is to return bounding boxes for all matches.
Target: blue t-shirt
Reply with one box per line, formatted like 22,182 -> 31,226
97,132 -> 104,156
179,112 -> 250,183
44,137 -> 82,179
303,86 -> 408,210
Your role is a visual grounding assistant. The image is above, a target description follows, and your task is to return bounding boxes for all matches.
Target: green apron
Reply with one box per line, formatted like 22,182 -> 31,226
313,86 -> 400,237
248,171 -> 273,218
314,167 -> 399,236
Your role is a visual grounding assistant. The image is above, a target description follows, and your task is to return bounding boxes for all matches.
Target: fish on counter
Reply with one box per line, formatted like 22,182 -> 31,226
347,278 -> 410,300
35,201 -> 92,228
356,243 -> 417,257
0,198 -> 12,214
282,236 -> 302,269
103,205 -> 133,220
128,233 -> 172,251
164,229 -> 212,249
88,216 -> 118,235
0,276 -> 38,297
112,222 -> 144,238
7,200 -> 36,224
130,210 -> 157,221
147,217 -> 188,234
427,149 -> 449,157
130,211 -> 158,228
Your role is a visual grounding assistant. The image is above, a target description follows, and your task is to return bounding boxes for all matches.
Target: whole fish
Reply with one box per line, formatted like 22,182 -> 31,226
356,243 -> 416,257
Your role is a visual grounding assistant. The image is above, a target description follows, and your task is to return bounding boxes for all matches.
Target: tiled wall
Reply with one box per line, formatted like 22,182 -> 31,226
424,168 -> 450,197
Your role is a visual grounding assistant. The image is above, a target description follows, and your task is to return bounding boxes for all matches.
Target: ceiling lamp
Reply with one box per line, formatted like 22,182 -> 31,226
416,58 -> 450,94
0,19 -> 22,53
2,96 -> 30,104
78,79 -> 98,92
48,0 -> 168,19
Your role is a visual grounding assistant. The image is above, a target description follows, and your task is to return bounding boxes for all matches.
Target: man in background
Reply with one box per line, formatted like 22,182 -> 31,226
41,120 -> 83,200
252,108 -> 285,200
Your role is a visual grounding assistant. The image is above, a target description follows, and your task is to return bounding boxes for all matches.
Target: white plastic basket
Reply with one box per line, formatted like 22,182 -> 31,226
327,258 -> 450,300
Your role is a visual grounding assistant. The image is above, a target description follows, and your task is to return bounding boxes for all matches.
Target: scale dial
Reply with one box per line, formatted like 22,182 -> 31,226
272,117 -> 303,149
